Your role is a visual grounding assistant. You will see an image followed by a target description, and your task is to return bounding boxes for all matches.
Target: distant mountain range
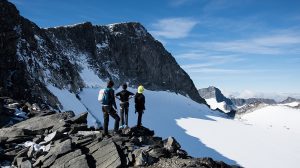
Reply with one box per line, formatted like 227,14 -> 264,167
198,86 -> 300,115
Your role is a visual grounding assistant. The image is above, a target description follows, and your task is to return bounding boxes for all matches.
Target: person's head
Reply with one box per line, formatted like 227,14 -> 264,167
107,80 -> 114,88
122,83 -> 127,90
138,85 -> 144,94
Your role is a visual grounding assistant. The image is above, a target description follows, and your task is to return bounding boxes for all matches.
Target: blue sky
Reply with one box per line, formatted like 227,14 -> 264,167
10,0 -> 300,98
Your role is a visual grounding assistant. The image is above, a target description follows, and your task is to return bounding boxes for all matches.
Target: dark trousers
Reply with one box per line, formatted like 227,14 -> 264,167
137,111 -> 143,127
102,106 -> 120,135
120,107 -> 129,126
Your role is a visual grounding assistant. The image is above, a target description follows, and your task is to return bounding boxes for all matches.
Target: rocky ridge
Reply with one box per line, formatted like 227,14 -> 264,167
0,98 -> 238,168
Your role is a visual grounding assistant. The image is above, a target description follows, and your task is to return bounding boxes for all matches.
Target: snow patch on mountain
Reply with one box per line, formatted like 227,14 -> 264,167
279,102 -> 300,107
205,98 -> 230,112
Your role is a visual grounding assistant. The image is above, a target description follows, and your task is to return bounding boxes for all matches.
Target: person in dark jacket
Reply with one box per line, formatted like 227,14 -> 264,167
116,83 -> 134,128
101,80 -> 120,136
135,85 -> 145,127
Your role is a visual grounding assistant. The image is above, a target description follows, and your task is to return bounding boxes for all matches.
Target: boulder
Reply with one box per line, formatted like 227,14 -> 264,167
50,149 -> 89,168
148,147 -> 168,158
66,112 -> 88,124
44,131 -> 63,142
27,146 -> 34,158
164,137 -> 181,153
123,126 -> 154,137
19,159 -> 32,168
91,140 -> 122,168
0,112 -> 75,140
133,147 -> 157,166
34,139 -> 72,167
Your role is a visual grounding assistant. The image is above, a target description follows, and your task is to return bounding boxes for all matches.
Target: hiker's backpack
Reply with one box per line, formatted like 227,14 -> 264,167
98,89 -> 105,103
98,88 -> 110,105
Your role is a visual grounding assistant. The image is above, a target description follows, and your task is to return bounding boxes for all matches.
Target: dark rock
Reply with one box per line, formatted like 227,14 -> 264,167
133,149 -> 148,166
68,123 -> 89,134
148,147 -> 168,158
66,112 -> 88,124
0,146 -> 4,156
231,98 -> 276,107
32,135 -> 43,144
176,149 -> 188,159
0,112 -> 75,138
27,146 -> 34,158
150,157 -> 239,168
12,147 -> 29,166
34,139 -> 72,167
124,126 -> 154,137
16,157 -> 26,167
164,137 -> 181,153
133,147 -> 157,166
50,149 -> 89,168
60,154 -> 89,168
44,131 -> 63,142
20,159 -> 32,168
55,126 -> 70,133
90,140 -> 122,168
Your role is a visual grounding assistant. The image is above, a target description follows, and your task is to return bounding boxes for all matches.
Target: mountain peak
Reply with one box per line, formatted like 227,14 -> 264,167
281,97 -> 298,104
0,0 -> 206,107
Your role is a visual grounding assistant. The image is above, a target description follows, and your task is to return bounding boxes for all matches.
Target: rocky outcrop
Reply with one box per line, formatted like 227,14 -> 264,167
198,86 -> 233,105
231,98 -> 276,107
198,86 -> 235,112
0,0 -> 60,108
280,97 -> 299,104
234,102 -> 268,116
0,111 -> 239,168
0,0 -> 206,109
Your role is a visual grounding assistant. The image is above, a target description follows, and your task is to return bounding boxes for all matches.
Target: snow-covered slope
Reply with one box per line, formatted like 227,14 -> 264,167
205,98 -> 231,112
178,105 -> 300,168
278,102 -> 300,107
46,82 -> 300,168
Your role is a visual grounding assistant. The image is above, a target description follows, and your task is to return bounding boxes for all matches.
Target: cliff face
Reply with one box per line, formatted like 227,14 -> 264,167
0,0 -> 206,108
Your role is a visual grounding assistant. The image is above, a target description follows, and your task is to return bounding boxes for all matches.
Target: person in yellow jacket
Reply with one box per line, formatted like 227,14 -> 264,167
135,85 -> 145,127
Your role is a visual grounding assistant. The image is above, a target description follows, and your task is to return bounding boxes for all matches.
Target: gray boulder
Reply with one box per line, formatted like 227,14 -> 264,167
90,140 -> 122,168
164,137 -> 181,153
50,149 -> 89,168
44,131 -> 63,142
34,139 -> 72,167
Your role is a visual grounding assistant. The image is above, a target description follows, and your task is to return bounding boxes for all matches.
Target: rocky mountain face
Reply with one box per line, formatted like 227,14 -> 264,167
280,97 -> 299,104
230,98 -> 276,107
198,86 -> 233,105
0,0 -> 205,110
0,98 -> 238,168
198,86 -> 279,116
198,86 -> 235,112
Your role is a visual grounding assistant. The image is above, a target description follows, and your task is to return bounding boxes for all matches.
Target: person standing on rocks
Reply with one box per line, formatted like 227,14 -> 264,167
116,83 -> 134,129
135,85 -> 145,127
101,80 -> 120,136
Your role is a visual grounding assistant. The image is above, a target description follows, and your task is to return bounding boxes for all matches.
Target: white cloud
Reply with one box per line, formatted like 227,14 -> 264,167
223,90 -> 300,102
181,33 -> 300,55
150,18 -> 198,39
